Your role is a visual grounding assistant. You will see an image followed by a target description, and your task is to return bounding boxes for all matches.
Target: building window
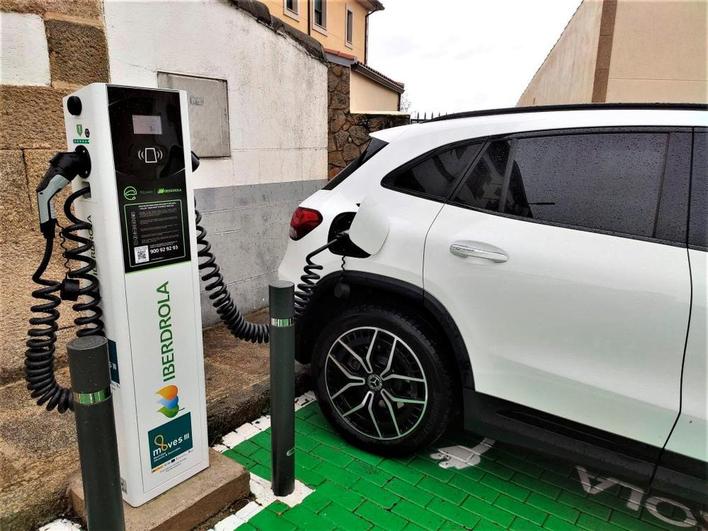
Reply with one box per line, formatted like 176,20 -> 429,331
313,0 -> 327,30
345,6 -> 354,46
284,0 -> 298,17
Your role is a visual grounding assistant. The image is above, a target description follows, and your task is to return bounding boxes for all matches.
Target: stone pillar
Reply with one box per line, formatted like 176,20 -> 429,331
0,1 -> 109,385
327,62 -> 409,178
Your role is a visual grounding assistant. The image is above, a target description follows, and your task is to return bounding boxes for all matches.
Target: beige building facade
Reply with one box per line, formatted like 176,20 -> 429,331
262,0 -> 404,112
518,0 -> 708,105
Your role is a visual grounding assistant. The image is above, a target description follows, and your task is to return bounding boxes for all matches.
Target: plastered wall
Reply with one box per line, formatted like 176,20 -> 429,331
517,0 -> 604,106
606,0 -> 708,103
350,69 -> 400,112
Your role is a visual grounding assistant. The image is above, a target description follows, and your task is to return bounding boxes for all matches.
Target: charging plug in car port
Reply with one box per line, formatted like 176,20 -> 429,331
328,212 -> 370,258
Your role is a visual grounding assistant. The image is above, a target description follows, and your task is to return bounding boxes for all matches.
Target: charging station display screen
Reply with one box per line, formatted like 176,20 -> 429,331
132,114 -> 163,135
108,86 -> 192,273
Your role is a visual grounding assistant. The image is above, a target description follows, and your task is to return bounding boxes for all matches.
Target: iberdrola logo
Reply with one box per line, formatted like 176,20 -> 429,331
156,385 -> 180,418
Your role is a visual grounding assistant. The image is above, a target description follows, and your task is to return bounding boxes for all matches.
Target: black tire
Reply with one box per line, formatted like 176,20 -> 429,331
311,305 -> 454,455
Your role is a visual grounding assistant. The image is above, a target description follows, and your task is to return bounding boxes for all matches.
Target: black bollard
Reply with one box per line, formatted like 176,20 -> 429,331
67,336 -> 125,531
269,281 -> 296,496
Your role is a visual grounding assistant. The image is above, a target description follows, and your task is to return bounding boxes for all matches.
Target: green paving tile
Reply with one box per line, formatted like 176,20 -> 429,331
351,478 -> 401,509
357,500 -> 408,530
576,512 -> 623,531
223,450 -> 257,469
235,523 -> 257,531
267,501 -> 290,515
312,443 -> 355,467
249,431 -> 271,449
609,509 -> 667,531
427,497 -> 481,528
386,478 -> 434,507
476,458 -> 515,481
525,493 -> 578,523
295,432 -> 320,452
319,501 -> 372,530
233,439 -> 260,456
249,508 -> 297,530
338,443 -> 386,466
418,476 -> 467,505
557,490 -> 610,520
391,498 -> 446,530
313,460 -> 359,488
460,496 -> 515,528
281,505 -> 335,530
379,459 -> 427,485
219,402 -> 691,531
346,459 -> 394,487
539,470 -> 583,494
473,519 -> 505,530
405,522 -> 432,531
408,457 -> 455,482
449,474 -> 499,503
510,472 -> 561,501
296,464 -> 327,487
542,515 -> 578,531
311,482 -> 365,511
494,494 -> 547,526
480,472 -> 530,501
509,516 -> 544,530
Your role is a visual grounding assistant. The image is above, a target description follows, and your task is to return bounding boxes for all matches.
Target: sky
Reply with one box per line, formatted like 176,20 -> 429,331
367,0 -> 582,115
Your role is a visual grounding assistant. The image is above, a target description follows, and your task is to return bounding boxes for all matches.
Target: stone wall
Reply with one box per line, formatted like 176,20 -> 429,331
0,1 -> 109,384
327,63 -> 409,178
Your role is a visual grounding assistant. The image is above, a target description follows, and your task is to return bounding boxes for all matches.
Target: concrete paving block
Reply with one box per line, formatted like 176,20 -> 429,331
68,449 -> 250,531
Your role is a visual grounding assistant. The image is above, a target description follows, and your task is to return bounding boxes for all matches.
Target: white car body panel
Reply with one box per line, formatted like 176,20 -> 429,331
424,205 -> 691,447
278,106 -> 707,460
665,251 -> 707,461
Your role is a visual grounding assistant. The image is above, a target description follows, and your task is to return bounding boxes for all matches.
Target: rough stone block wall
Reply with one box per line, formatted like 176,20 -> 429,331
327,63 -> 409,178
0,1 -> 108,384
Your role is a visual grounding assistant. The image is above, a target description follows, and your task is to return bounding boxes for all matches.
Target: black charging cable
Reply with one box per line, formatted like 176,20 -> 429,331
26,148 -> 98,412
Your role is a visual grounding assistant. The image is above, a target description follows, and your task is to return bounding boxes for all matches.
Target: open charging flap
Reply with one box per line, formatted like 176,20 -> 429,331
348,197 -> 390,256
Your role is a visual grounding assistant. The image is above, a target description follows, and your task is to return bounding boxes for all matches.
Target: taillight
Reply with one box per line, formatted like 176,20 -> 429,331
289,207 -> 322,240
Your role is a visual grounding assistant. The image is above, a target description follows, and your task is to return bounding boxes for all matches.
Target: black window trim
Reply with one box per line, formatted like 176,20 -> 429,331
380,138 -> 485,203
688,127 -> 707,252
382,126 -> 693,249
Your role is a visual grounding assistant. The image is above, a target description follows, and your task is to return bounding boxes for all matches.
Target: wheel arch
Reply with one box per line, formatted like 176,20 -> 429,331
296,271 -> 475,392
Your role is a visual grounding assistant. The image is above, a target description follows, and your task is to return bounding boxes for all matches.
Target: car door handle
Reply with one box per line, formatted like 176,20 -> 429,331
449,241 -> 508,263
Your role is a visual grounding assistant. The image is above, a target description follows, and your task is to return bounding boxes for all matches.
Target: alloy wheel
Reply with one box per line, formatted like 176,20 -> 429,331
324,326 -> 428,441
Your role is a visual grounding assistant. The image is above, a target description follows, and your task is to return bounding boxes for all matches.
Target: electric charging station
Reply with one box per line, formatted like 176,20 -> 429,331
28,82 -> 343,514
61,84 -> 208,506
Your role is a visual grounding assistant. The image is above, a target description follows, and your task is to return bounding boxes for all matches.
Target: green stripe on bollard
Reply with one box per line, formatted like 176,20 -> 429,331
73,388 -> 111,405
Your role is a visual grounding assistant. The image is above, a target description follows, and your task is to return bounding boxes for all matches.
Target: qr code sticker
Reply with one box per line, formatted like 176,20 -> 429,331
134,245 -> 150,264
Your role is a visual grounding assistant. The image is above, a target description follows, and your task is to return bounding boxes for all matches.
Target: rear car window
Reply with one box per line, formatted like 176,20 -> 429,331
452,131 -> 690,242
324,138 -> 388,190
382,142 -> 483,201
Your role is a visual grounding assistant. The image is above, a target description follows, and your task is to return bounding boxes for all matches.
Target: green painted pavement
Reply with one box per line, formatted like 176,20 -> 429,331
223,402 -> 699,530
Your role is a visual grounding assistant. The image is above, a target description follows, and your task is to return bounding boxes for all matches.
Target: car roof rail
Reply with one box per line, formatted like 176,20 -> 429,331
425,102 -> 708,124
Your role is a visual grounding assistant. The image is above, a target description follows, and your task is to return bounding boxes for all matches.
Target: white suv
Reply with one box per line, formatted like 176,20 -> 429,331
278,104 -> 707,501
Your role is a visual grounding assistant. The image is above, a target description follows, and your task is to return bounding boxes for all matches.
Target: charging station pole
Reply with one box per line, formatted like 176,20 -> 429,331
269,281 -> 295,496
67,336 -> 125,530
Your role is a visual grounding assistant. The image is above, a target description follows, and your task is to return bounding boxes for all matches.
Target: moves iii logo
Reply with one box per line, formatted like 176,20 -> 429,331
148,413 -> 193,471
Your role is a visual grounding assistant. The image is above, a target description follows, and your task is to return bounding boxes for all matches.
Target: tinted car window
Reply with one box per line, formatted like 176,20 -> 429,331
452,140 -> 510,211
324,138 -> 388,190
505,133 -> 669,238
384,142 -> 482,200
689,132 -> 707,249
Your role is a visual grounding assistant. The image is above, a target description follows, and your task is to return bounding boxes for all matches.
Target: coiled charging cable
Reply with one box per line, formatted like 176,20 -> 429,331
195,208 -> 344,344
26,148 -> 98,412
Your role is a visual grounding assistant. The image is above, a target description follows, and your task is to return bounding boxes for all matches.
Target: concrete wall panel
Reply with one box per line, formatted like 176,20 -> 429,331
517,0 -> 604,106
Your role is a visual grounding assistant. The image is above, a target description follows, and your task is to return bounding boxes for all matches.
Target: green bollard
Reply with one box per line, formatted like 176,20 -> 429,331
68,335 -> 125,531
269,280 -> 296,496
